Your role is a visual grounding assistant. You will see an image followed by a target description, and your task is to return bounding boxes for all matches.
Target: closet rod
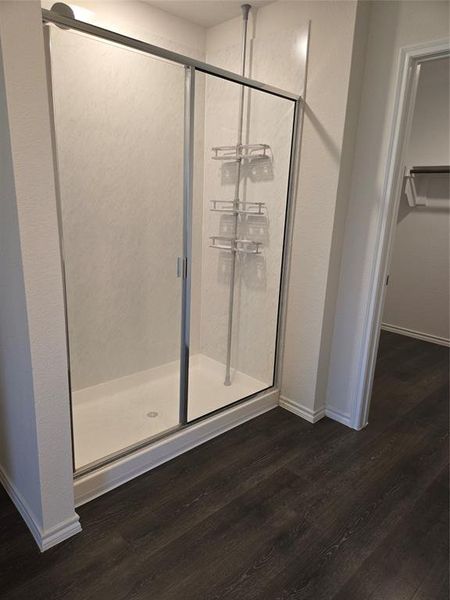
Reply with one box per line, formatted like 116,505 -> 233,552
409,165 -> 450,174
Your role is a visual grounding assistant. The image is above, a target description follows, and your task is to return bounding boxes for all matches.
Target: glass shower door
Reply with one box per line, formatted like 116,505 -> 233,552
49,27 -> 186,470
188,72 -> 295,421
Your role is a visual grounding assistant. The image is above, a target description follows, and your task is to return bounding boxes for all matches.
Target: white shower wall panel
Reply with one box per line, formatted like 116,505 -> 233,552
205,6 -> 308,97
237,92 -> 294,382
51,27 -> 204,391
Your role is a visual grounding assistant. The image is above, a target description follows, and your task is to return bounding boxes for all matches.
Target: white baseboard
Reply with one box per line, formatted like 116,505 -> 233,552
0,465 -> 81,552
279,395 -> 353,429
40,515 -> 82,552
324,406 -> 352,427
0,465 -> 43,548
381,323 -> 450,347
279,396 -> 325,423
74,389 -> 278,506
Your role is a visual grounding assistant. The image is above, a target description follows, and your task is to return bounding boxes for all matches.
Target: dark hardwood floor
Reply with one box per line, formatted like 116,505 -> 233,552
1,331 -> 448,599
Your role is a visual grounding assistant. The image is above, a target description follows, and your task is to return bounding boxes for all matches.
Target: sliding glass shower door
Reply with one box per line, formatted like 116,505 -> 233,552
188,72 -> 295,421
49,28 -> 186,470
47,15 -> 299,473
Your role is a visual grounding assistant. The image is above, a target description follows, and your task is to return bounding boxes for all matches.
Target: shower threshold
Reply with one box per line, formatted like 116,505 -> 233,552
72,354 -> 267,470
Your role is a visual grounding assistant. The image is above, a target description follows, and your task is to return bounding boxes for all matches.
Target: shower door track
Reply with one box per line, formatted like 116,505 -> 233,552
42,8 -> 304,481
41,9 -> 299,102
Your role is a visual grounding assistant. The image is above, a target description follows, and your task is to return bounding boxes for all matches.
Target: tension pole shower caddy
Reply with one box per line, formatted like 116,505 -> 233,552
209,4 -> 272,385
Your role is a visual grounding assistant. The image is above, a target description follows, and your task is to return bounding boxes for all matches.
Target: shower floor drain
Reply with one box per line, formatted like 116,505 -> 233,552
146,411 -> 159,418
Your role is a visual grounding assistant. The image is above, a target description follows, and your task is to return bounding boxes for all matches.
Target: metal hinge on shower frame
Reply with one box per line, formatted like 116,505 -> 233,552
177,256 -> 188,279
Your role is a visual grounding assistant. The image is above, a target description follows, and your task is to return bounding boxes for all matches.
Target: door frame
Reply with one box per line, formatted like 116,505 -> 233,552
352,38 -> 450,430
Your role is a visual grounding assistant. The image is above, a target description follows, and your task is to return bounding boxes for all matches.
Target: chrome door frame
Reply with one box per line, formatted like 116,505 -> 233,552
42,9 -> 299,101
179,65 -> 195,425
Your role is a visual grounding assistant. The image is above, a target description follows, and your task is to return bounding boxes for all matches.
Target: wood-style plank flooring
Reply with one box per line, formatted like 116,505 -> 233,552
0,331 -> 448,599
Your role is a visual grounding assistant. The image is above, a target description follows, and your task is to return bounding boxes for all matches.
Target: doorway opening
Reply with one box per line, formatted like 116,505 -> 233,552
360,43 -> 449,426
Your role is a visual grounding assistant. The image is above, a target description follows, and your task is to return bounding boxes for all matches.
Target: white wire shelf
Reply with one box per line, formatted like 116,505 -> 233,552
211,144 -> 271,162
209,200 -> 265,215
209,236 -> 262,254
404,164 -> 450,207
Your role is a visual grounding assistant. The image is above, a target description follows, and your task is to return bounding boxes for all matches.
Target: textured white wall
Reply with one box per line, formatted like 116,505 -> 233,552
314,0 -> 371,417
0,0 -> 79,548
382,57 -> 450,341
266,1 -> 359,415
0,17 -> 43,536
326,1 -> 450,425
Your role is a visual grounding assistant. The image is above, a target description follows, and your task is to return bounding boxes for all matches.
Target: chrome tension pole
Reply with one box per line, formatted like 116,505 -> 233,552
224,3 -> 251,386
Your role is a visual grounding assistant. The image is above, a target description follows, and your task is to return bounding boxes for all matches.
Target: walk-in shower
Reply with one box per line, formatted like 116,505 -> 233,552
43,4 -> 303,474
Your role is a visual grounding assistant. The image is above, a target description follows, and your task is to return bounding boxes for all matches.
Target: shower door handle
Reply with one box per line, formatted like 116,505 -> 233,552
177,256 -> 187,279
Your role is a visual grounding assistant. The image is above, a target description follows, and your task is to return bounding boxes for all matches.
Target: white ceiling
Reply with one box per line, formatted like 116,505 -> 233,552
145,1 -> 274,28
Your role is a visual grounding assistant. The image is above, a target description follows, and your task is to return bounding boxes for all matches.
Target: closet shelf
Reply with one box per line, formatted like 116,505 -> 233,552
211,143 -> 271,162
210,200 -> 265,215
404,164 -> 450,208
409,165 -> 450,175
209,236 -> 262,254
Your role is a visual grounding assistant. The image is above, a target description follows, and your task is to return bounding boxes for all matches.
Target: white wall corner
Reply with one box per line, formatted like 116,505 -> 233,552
278,395 -> 353,428
40,515 -> 82,553
279,395 -> 325,424
0,0 -> 79,550
318,0 -> 371,428
280,0 -> 364,427
0,465 -> 81,552
324,406 -> 352,428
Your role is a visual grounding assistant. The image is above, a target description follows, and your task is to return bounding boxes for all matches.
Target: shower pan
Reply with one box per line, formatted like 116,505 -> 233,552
43,5 -> 303,482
